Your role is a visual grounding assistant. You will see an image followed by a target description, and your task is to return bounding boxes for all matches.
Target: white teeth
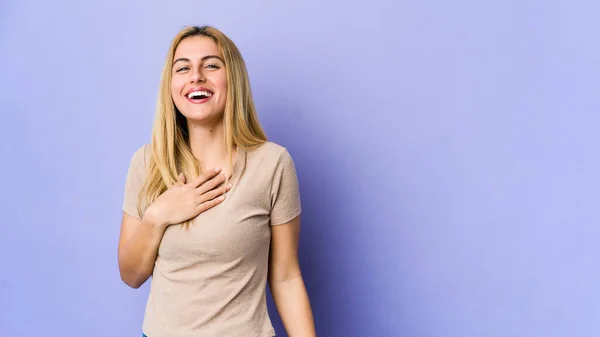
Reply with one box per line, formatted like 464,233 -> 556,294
187,90 -> 212,99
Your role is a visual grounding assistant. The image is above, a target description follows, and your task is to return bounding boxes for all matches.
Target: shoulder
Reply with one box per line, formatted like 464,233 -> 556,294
243,141 -> 298,179
128,143 -> 151,169
246,141 -> 294,163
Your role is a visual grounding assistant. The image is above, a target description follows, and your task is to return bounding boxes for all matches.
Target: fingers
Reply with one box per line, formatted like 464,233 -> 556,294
196,194 -> 226,214
196,171 -> 227,195
190,169 -> 232,215
198,182 -> 232,203
190,168 -> 222,188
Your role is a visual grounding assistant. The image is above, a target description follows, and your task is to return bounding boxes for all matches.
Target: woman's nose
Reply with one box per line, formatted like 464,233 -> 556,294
190,69 -> 205,83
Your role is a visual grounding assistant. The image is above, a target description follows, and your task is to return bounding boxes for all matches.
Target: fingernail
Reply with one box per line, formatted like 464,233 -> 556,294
227,183 -> 233,188
215,168 -> 221,173
220,195 -> 226,200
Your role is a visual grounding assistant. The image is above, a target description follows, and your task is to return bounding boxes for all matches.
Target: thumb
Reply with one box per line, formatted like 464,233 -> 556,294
172,173 -> 185,187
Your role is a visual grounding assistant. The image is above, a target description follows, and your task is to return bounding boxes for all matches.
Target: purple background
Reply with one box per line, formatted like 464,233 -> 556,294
1,0 -> 599,336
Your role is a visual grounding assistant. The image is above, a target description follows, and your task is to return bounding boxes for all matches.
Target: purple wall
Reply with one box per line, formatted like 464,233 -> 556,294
1,0 -> 599,336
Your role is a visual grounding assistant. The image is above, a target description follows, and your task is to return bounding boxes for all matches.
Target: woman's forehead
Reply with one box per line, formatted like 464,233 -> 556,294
174,36 -> 221,59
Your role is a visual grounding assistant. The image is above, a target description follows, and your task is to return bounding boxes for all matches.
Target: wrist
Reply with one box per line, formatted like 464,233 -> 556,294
143,207 -> 167,229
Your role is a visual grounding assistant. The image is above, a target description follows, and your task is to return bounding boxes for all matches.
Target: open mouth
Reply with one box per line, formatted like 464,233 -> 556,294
186,89 -> 213,103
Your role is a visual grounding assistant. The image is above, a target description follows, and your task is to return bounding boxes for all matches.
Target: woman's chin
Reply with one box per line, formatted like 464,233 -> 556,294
181,111 -> 224,126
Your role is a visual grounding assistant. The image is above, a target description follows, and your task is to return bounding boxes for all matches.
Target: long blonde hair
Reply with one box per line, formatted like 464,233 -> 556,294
138,25 -> 267,227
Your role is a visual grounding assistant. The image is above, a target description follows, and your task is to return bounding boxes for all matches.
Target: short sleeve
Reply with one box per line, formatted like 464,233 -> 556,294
270,148 -> 302,226
122,144 -> 148,220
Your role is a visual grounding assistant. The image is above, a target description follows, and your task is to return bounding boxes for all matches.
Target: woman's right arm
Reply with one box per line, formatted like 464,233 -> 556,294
117,213 -> 167,289
118,168 -> 230,288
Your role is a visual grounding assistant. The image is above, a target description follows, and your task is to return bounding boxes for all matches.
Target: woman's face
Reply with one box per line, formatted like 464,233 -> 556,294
171,36 -> 228,124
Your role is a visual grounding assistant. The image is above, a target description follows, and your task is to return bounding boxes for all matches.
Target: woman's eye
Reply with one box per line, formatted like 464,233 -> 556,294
176,66 -> 189,72
206,64 -> 219,69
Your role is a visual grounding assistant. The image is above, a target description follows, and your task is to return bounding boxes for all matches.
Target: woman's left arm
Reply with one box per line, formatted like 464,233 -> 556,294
268,215 -> 316,337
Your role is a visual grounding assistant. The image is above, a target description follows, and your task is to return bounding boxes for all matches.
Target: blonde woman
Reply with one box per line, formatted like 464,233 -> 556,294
118,25 -> 316,337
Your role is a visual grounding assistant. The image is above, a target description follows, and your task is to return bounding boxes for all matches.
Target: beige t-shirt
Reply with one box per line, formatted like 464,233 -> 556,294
122,141 -> 302,337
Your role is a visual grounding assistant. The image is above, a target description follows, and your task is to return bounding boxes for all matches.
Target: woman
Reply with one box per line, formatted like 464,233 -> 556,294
118,25 -> 316,337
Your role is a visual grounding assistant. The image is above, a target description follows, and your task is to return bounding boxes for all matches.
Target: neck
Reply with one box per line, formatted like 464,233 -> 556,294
187,118 -> 231,170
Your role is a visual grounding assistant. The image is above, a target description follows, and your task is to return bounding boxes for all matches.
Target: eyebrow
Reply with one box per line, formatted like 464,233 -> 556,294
173,55 -> 224,65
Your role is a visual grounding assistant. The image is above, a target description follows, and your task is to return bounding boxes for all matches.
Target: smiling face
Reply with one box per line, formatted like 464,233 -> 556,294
170,35 -> 228,125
